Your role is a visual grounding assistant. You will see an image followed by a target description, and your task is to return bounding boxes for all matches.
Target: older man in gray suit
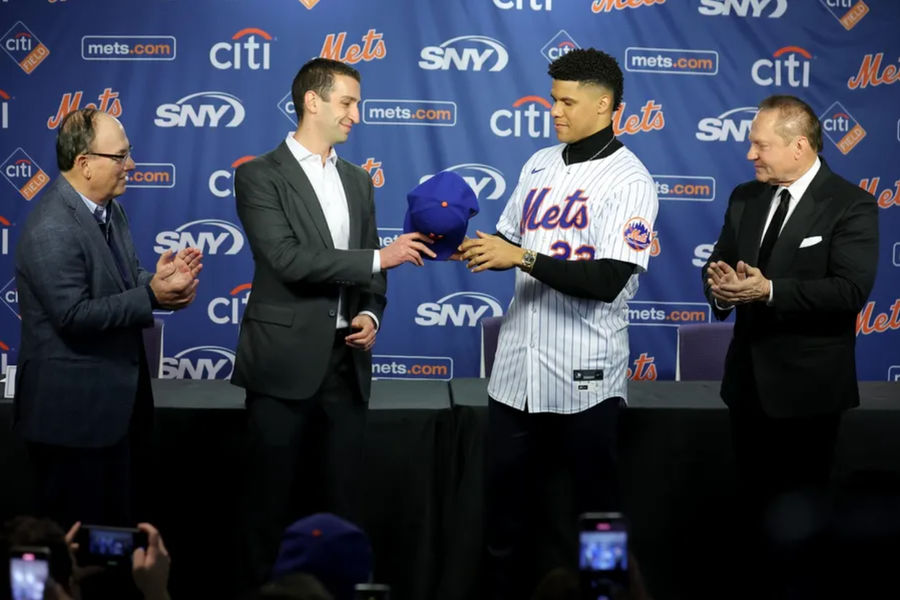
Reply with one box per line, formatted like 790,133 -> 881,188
14,108 -> 202,527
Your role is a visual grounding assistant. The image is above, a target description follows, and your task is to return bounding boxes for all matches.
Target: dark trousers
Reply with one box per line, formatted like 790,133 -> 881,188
485,397 -> 623,600
241,338 -> 367,587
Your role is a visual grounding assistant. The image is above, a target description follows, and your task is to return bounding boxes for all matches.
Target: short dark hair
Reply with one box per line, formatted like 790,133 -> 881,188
291,58 -> 361,121
0,516 -> 74,599
257,572 -> 333,600
758,94 -> 823,153
56,107 -> 100,171
548,48 -> 624,112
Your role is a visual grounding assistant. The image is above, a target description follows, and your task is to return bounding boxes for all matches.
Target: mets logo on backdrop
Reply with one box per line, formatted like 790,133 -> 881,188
819,101 -> 866,155
2,148 -> 49,201
847,53 -> 900,90
320,29 -> 385,64
821,0 -> 869,30
1,21 -> 50,74
592,0 -> 666,13
623,218 -> 652,251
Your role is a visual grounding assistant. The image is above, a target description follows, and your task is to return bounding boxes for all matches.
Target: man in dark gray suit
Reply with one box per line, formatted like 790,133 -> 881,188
232,58 -> 434,584
14,108 -> 202,528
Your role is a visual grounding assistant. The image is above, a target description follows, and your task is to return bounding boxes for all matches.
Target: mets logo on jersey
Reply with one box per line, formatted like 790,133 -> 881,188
623,217 -> 652,251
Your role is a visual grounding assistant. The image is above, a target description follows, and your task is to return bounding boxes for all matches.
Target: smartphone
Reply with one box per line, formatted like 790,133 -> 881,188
9,546 -> 50,600
354,583 -> 390,600
75,525 -> 147,568
578,512 -> 628,600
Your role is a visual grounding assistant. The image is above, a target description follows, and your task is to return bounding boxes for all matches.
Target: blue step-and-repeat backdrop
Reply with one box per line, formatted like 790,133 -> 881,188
1,0 -> 898,383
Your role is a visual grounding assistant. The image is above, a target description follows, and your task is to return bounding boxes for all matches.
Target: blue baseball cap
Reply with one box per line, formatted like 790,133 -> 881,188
403,171 -> 479,260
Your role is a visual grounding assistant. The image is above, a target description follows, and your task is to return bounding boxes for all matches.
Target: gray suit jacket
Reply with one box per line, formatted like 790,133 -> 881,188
14,176 -> 155,447
231,142 -> 386,401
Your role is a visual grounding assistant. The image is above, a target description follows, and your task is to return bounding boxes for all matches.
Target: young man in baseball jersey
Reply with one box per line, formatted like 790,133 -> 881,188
458,48 -> 658,598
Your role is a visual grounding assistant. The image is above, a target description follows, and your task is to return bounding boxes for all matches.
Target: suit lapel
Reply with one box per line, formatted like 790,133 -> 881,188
336,159 -> 363,249
272,142 -> 334,249
738,185 -> 773,267
60,180 -> 127,291
107,201 -> 135,287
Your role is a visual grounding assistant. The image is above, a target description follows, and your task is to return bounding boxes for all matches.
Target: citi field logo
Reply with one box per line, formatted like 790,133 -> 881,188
209,155 -> 255,198
494,0 -> 553,10
153,219 -> 245,255
418,164 -> 506,201
0,216 -> 11,255
1,21 -> 50,74
541,30 -> 579,63
623,218 -> 652,251
371,355 -> 453,380
0,277 -> 18,319
377,227 -> 401,248
362,157 -> 385,188
819,101 -> 865,155
0,89 -> 9,129
319,29 -> 386,64
207,283 -> 250,325
695,106 -> 758,142
858,176 -> 899,210
277,91 -> 297,126
161,345 -> 235,379
210,28 -> 272,70
856,300 -> 900,336
698,0 -> 787,17
415,292 -> 503,327
491,96 -> 553,138
592,0 -> 666,13
1,148 -> 49,201
751,46 -> 812,88
847,53 -> 900,90
626,352 -> 657,381
419,35 -> 508,72
47,88 -> 122,129
129,163 -> 175,189
821,0 -> 869,30
82,36 -> 176,61
154,92 -> 245,128
652,175 -> 716,202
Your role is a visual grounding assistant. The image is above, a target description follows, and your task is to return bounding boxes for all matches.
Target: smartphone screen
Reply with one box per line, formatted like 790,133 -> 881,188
9,547 -> 50,600
578,513 -> 628,600
77,525 -> 145,567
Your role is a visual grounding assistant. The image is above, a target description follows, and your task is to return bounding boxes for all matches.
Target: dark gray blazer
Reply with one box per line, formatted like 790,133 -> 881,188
14,175 -> 155,447
231,142 -> 386,402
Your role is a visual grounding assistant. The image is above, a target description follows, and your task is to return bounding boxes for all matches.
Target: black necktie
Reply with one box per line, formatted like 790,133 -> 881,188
757,188 -> 790,273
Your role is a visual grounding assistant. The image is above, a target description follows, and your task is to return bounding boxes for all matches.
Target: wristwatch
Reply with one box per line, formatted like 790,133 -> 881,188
520,249 -> 537,273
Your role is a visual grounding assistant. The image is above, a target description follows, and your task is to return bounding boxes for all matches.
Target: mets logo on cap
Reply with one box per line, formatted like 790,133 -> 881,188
622,217 -> 652,251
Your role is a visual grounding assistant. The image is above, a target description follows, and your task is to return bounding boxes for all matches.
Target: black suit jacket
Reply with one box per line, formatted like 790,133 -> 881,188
231,142 -> 386,401
14,176 -> 155,447
704,159 -> 878,418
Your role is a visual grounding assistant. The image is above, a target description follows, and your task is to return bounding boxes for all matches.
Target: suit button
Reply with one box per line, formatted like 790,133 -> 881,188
328,309 -> 336,317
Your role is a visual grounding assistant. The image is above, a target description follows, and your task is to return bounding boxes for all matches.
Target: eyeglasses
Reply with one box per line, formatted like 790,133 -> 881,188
85,145 -> 133,164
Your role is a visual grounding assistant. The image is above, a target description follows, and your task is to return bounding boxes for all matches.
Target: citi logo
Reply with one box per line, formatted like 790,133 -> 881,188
47,88 -> 122,129
695,106 -> 758,142
210,27 -> 272,70
0,277 -> 18,319
541,31 -> 579,63
822,111 -> 850,134
0,89 -> 8,129
320,29 -> 385,64
209,155 -> 255,198
419,164 -> 506,201
493,0 -> 552,10
819,101 -> 865,155
1,148 -> 49,201
161,345 -> 235,379
419,35 -> 508,72
154,92 -> 245,128
751,46 -> 811,87
415,292 -> 503,327
154,219 -> 245,255
491,96 -> 552,138
698,0 -> 787,17
207,283 -> 250,325
2,21 -> 50,74
0,216 -> 10,255
821,0 -> 869,31
592,0 -> 666,13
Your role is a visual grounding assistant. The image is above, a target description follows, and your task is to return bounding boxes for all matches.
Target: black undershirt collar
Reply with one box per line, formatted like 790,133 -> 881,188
562,123 -> 622,166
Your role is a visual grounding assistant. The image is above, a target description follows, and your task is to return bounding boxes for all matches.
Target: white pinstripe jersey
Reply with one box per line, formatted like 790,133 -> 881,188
487,143 -> 658,413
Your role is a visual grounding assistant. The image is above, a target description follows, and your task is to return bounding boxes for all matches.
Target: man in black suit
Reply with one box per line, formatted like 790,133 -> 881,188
14,108 -> 202,528
704,95 -> 878,588
232,57 -> 434,584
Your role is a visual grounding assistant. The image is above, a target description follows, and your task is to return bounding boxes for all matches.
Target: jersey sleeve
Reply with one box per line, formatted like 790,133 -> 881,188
592,176 -> 658,273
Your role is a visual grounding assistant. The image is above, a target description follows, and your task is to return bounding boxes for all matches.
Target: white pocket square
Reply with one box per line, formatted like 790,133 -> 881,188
799,236 -> 822,248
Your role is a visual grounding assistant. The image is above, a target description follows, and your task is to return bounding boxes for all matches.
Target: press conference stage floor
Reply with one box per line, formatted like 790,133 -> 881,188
2,379 -> 899,599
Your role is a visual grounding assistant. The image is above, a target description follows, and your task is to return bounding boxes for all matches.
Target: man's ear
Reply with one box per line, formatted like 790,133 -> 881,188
304,90 -> 318,115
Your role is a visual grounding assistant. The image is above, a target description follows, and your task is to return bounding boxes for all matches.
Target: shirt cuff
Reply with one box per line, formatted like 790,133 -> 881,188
359,310 -> 380,331
766,280 -> 774,306
372,249 -> 381,273
713,298 -> 734,312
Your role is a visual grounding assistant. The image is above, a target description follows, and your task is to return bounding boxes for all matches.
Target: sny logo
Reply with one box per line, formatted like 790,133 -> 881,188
698,0 -> 787,17
541,31 -> 579,63
209,156 -> 255,197
420,164 -> 506,201
161,345 -> 235,379
416,292 -> 503,327
592,0 -> 666,13
847,53 -> 899,90
820,0 -> 868,30
493,0 -> 552,10
1,21 -> 50,74
1,148 -> 49,201
154,219 -> 245,255
751,46 -> 811,88
696,106 -> 758,142
208,283 -> 250,325
47,88 -> 122,129
210,28 -> 272,70
419,36 -> 508,71
819,101 -> 865,155
320,29 -> 385,64
154,92 -> 245,128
